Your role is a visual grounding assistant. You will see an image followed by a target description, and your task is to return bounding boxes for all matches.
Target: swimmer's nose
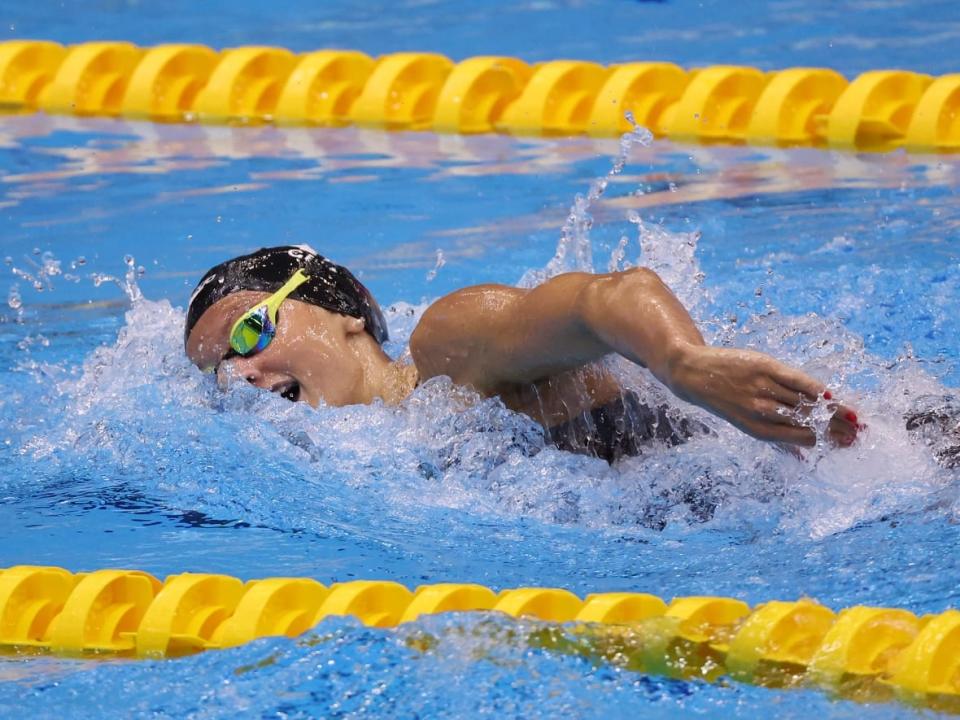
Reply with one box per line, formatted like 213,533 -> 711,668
217,355 -> 269,389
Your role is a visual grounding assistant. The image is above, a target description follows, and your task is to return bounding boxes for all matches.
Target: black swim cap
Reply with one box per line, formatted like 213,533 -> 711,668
184,245 -> 388,348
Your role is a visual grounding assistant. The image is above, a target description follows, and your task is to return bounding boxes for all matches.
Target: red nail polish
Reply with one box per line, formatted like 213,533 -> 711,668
823,391 -> 833,400
845,412 -> 858,423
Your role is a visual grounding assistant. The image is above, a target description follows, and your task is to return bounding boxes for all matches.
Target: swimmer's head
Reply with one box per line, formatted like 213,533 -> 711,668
184,245 -> 390,407
185,245 -> 387,348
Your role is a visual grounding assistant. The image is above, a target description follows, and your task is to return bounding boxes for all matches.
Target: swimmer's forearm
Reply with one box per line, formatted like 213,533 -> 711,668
576,268 -> 706,394
578,269 -> 861,447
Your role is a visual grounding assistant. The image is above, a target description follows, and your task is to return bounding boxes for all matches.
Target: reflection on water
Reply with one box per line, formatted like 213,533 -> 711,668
1,116 -> 957,204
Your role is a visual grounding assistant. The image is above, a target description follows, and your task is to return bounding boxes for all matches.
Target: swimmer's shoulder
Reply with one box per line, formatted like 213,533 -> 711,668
410,284 -> 527,389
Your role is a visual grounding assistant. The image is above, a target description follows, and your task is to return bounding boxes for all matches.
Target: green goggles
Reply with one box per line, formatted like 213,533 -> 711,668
227,269 -> 310,357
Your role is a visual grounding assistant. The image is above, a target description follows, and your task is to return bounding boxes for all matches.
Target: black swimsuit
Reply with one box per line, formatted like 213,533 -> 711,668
904,394 -> 960,469
547,391 -> 705,463
549,391 -> 960,468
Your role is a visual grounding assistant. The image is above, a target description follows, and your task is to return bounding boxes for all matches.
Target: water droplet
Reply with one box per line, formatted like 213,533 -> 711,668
425,249 -> 446,282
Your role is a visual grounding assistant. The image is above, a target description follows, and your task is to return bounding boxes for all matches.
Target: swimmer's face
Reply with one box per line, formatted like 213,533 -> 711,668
186,292 -> 370,407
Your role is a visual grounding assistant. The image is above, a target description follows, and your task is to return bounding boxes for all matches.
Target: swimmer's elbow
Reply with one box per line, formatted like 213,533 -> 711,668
575,267 -> 668,324
608,267 -> 668,294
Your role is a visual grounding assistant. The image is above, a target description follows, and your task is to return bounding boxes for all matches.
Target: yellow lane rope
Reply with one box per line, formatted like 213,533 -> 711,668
1,565 -> 958,711
1,41 -> 958,152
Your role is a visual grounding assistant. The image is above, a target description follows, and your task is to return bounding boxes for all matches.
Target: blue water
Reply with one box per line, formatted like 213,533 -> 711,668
5,0 -> 960,76
2,1 -> 960,718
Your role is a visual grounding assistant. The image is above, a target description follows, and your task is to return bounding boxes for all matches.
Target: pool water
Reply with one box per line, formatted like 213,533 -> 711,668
2,1 -> 960,718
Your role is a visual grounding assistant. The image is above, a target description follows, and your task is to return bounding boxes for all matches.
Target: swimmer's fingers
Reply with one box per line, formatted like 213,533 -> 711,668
762,393 -> 859,447
747,399 -> 858,448
763,363 -> 826,403
757,380 -> 816,412
752,389 -> 859,447
828,403 -> 861,447
762,365 -> 862,446
739,410 -> 818,447
746,393 -> 800,424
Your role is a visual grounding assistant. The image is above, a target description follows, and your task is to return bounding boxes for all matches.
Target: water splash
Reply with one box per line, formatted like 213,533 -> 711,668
519,118 -> 653,288
6,251 -> 138,306
8,249 -> 74,293
7,283 -> 23,323
3,271 -> 952,540
425,249 -> 446,282
90,254 -> 145,304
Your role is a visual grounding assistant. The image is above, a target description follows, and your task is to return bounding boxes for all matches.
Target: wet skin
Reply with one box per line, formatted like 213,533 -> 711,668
186,268 -> 861,449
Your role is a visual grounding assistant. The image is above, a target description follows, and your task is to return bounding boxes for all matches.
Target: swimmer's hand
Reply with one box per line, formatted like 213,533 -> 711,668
667,345 -> 860,448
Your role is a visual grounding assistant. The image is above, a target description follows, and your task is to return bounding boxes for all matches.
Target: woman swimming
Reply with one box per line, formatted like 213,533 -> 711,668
184,245 -> 863,461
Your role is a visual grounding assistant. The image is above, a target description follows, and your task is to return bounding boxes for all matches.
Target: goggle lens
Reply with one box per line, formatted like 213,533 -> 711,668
230,306 -> 275,356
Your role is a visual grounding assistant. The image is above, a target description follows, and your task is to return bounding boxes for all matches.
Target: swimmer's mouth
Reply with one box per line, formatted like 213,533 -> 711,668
273,380 -> 301,403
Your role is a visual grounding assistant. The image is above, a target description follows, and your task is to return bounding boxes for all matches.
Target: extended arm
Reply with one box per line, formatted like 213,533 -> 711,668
410,268 -> 860,447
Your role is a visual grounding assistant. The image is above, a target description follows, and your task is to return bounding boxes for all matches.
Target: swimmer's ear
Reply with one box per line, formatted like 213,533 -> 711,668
343,315 -> 366,336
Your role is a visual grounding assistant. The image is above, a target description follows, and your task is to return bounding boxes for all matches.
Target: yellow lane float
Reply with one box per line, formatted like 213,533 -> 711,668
1,39 -> 958,152
0,564 -> 956,712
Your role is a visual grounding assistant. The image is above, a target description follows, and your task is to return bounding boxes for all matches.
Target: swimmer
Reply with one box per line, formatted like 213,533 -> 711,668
184,245 -> 863,462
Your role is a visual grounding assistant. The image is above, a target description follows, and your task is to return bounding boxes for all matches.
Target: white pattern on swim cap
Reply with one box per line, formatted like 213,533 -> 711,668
289,244 -> 319,260
188,272 -> 219,306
